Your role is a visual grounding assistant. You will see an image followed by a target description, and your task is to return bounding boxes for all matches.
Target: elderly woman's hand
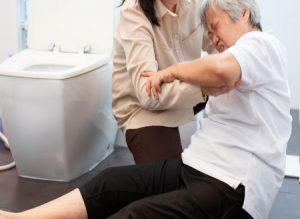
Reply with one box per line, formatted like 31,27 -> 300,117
142,69 -> 176,100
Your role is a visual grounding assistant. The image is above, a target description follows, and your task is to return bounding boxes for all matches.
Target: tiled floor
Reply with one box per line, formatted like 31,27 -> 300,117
0,110 -> 299,218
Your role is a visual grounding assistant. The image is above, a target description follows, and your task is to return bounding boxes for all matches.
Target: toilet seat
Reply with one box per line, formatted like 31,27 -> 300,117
0,49 -> 110,79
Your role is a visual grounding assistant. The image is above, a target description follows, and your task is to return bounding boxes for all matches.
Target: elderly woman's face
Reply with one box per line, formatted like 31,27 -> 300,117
206,7 -> 250,52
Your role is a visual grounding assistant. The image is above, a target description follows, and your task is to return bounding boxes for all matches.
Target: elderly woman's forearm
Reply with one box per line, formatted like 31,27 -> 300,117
170,53 -> 241,88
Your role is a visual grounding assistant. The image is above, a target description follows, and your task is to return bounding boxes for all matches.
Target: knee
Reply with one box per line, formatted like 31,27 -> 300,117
82,166 -> 123,194
95,167 -> 123,190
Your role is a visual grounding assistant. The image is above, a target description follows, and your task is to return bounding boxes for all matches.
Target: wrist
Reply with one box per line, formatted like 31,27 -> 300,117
171,64 -> 180,79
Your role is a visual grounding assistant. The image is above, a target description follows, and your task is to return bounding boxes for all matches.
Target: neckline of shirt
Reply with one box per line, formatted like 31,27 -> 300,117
156,0 -> 191,19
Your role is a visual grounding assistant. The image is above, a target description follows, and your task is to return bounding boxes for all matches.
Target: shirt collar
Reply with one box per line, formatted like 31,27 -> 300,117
155,0 -> 191,19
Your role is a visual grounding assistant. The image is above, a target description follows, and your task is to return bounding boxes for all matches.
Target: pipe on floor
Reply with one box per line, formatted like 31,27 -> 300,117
0,131 -> 16,171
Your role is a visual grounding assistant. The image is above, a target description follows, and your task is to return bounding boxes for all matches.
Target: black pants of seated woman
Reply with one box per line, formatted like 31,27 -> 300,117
79,159 -> 253,219
125,100 -> 208,164
126,126 -> 183,164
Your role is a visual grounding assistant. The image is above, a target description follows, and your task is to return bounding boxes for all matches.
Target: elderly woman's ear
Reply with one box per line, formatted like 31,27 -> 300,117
242,9 -> 250,22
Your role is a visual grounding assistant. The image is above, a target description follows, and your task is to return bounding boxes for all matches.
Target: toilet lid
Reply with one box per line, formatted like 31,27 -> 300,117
27,0 -> 114,55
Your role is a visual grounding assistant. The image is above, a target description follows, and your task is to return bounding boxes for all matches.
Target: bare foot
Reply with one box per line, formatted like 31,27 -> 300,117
0,210 -> 19,219
0,210 -> 7,219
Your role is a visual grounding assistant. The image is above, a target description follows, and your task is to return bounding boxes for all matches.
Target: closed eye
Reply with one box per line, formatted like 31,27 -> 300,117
212,22 -> 218,31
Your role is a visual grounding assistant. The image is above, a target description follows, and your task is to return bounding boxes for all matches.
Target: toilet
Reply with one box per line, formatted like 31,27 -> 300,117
0,0 -> 117,181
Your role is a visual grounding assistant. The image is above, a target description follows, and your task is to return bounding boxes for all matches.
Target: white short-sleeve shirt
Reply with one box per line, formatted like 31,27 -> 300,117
182,31 -> 292,219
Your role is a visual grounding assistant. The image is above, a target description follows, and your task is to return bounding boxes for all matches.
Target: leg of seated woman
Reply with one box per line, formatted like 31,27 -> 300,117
0,159 -> 183,219
80,159 -> 183,218
126,126 -> 182,164
0,189 -> 87,219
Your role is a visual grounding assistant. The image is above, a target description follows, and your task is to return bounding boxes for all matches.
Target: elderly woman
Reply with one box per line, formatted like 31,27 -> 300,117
0,0 -> 291,219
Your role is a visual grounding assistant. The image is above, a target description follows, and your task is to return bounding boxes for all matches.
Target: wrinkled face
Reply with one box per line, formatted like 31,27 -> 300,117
206,7 -> 250,52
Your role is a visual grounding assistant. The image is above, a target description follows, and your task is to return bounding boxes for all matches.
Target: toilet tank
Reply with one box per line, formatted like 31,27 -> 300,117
27,0 -> 114,54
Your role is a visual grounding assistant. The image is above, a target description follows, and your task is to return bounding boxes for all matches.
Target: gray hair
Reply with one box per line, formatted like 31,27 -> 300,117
200,0 -> 262,30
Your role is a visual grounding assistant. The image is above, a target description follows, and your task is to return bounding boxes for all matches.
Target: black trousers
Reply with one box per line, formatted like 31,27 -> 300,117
126,126 -> 182,164
79,159 -> 253,219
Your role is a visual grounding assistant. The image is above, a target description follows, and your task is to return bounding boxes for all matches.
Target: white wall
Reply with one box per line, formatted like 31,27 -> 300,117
0,0 -> 20,63
257,0 -> 300,109
114,0 -> 121,29
0,0 -> 20,119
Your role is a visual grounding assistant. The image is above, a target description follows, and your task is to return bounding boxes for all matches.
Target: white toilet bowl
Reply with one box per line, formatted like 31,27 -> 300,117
0,49 -> 110,79
0,0 -> 117,181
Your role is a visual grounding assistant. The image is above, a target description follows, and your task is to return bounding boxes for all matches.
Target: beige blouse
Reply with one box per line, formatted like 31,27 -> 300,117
112,0 -> 213,132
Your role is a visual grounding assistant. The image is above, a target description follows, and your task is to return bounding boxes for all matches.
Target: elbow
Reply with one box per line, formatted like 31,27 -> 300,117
215,69 -> 234,87
139,97 -> 153,110
139,98 -> 165,111
138,92 -> 172,111
214,60 -> 239,87
137,93 -> 159,110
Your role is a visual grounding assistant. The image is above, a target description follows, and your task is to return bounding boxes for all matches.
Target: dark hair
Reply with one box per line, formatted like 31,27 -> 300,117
120,0 -> 160,26
249,14 -> 262,31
